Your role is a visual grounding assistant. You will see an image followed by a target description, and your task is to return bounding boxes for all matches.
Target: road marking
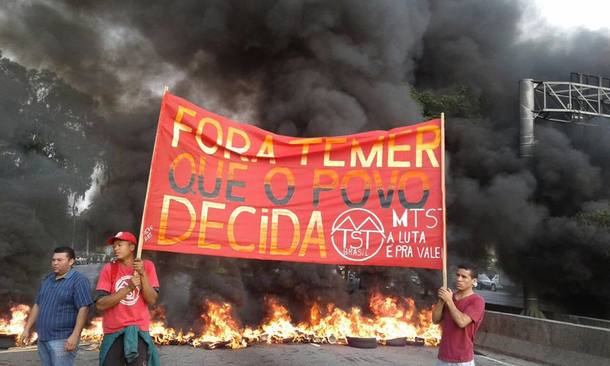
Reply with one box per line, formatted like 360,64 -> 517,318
477,354 -> 519,366
0,346 -> 37,353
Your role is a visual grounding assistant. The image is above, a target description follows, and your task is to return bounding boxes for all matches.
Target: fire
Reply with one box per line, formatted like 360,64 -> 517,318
149,306 -> 196,346
195,294 -> 441,347
1,293 -> 441,349
192,300 -> 246,349
0,304 -> 38,344
80,317 -> 103,344
0,305 -> 31,336
258,297 -> 302,343
300,304 -> 356,342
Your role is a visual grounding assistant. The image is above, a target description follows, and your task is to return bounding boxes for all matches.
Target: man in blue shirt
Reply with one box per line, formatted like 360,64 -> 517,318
19,246 -> 93,366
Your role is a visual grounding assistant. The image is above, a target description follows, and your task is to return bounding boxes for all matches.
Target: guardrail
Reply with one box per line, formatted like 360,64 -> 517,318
476,311 -> 610,366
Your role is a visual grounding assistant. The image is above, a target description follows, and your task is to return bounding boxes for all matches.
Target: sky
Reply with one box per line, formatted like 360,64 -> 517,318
533,0 -> 610,31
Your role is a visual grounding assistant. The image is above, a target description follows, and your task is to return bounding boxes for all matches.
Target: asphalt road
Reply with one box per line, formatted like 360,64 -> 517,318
0,343 -> 543,366
477,289 -> 524,309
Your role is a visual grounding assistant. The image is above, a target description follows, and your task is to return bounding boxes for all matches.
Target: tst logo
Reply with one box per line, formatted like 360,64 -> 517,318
115,275 -> 140,306
331,208 -> 385,262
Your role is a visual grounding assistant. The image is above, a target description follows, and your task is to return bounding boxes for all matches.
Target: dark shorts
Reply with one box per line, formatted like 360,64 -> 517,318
102,334 -> 148,366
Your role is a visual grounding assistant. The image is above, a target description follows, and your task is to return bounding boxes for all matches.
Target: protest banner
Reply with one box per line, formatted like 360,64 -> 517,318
140,93 -> 444,269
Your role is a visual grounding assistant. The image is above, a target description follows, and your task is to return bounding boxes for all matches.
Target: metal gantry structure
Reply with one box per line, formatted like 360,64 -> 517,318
519,73 -> 610,158
518,73 -> 610,317
535,73 -> 610,123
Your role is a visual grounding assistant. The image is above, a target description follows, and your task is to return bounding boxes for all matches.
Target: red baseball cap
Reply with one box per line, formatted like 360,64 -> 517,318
106,231 -> 137,245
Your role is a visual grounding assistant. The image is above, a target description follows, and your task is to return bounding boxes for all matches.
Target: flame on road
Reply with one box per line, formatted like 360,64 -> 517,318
1,293 -> 441,349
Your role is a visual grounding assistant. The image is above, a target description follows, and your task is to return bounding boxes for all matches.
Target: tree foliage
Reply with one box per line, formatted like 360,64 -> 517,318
0,52 -> 101,302
411,86 -> 483,119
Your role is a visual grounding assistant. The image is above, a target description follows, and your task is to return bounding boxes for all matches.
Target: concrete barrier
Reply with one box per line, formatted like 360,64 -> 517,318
475,311 -> 610,366
550,313 -> 610,329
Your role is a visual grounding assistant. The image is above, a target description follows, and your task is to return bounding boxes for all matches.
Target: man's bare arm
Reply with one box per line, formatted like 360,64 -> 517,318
139,272 -> 158,305
432,299 -> 444,324
444,301 -> 473,328
19,304 -> 39,345
96,285 -> 135,311
65,306 -> 89,351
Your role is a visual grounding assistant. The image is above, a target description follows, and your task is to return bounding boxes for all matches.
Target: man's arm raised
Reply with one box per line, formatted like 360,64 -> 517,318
438,288 -> 473,328
432,288 -> 445,324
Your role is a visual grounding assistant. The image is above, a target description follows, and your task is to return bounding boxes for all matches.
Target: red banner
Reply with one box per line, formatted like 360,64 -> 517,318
141,93 -> 444,269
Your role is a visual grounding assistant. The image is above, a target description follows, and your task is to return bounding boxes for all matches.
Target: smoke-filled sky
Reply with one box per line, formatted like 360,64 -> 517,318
530,0 -> 610,32
0,0 -> 609,321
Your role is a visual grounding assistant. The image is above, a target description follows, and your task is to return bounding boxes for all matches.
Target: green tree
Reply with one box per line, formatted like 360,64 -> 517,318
0,52 -> 101,302
576,209 -> 610,229
411,86 -> 482,119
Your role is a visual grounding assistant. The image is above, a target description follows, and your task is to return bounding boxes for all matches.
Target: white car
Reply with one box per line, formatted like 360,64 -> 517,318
477,274 -> 500,291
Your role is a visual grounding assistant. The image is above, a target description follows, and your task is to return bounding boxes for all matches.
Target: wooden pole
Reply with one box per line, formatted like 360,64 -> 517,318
441,112 -> 448,288
136,86 -> 169,259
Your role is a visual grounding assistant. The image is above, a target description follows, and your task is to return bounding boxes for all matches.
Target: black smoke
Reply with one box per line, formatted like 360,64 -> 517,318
0,53 -> 101,310
0,0 -> 609,321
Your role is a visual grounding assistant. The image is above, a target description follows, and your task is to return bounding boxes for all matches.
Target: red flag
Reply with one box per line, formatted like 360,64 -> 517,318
141,93 -> 444,269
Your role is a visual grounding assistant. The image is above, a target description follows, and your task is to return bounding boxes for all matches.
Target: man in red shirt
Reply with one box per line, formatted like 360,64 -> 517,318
432,264 -> 485,366
95,231 -> 160,366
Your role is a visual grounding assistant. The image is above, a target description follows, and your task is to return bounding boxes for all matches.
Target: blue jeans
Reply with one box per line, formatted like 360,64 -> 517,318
436,360 -> 475,366
38,339 -> 78,366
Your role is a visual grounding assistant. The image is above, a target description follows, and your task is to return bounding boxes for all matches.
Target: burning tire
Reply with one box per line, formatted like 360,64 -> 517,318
346,336 -> 378,349
0,334 -> 17,349
385,337 -> 407,347
406,337 -> 425,346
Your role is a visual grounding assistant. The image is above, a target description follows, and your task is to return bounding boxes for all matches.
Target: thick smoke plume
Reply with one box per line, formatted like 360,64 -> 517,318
0,55 -> 101,312
0,0 -> 609,321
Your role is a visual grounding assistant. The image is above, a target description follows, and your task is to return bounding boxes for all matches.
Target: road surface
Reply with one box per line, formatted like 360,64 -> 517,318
477,289 -> 524,309
0,343 -> 543,366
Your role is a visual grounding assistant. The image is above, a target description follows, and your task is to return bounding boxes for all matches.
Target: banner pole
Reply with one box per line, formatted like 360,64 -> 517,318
136,86 -> 169,259
441,112 -> 447,289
